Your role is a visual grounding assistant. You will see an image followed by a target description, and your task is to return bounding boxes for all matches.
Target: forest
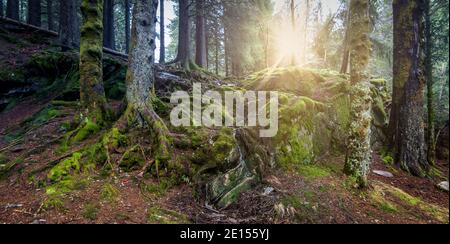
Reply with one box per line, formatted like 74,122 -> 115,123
0,0 -> 448,225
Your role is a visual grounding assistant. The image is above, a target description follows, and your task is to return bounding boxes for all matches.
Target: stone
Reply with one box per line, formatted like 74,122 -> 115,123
263,187 -> 274,196
373,170 -> 394,178
437,181 -> 449,192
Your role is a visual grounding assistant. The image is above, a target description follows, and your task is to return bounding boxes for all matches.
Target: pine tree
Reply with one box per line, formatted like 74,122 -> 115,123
59,0 -> 77,49
27,0 -> 41,26
389,0 -> 429,176
6,0 -> 19,20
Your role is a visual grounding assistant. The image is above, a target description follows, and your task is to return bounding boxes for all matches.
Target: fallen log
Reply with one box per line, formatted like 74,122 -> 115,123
0,17 -> 129,60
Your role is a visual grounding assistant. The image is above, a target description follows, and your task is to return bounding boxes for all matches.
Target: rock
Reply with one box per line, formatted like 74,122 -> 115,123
373,170 -> 394,178
437,181 -> 449,192
31,219 -> 46,225
263,187 -> 274,196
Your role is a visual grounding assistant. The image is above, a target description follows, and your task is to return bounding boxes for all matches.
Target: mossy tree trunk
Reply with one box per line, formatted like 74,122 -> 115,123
389,0 -> 428,177
120,0 -> 170,162
344,0 -> 372,188
79,0 -> 109,125
424,0 -> 435,164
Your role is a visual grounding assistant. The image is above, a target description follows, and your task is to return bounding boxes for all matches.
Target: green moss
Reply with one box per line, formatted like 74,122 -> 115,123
83,203 -> 100,220
191,128 -> 236,170
27,51 -> 78,80
370,185 -> 399,214
297,164 -> 331,179
71,120 -> 100,143
48,153 -> 82,182
147,207 -> 191,224
119,145 -> 145,171
143,178 -> 177,197
101,183 -> 120,203
43,195 -> 65,210
0,68 -> 25,83
389,188 -> 420,206
0,153 -> 8,164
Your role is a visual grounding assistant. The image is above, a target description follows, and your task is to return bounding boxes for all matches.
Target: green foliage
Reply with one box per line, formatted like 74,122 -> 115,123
83,203 -> 100,220
101,183 -> 120,203
297,165 -> 331,179
48,153 -> 82,182
71,120 -> 100,143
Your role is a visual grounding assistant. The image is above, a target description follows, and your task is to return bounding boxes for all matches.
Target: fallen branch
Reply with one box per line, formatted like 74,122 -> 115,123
0,17 -> 58,37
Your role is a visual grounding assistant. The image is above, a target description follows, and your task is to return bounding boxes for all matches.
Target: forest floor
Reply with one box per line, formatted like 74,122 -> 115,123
0,20 -> 448,224
0,101 -> 448,224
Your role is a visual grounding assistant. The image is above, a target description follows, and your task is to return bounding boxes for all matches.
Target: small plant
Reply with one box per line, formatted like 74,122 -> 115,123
101,183 -> 120,203
82,203 -> 99,220
43,196 -> 65,211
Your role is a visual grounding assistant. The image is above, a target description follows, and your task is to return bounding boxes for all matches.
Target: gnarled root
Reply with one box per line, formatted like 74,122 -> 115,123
116,104 -> 171,168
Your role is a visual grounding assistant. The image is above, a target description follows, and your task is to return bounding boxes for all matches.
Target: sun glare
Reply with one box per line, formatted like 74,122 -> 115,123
275,26 -> 303,65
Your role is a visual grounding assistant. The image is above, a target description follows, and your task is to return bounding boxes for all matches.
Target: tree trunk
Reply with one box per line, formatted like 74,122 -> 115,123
195,0 -> 207,68
47,0 -> 53,31
389,0 -> 428,176
1,0 -> 4,17
290,0 -> 296,65
103,0 -> 115,50
299,0 -> 309,65
6,0 -> 19,20
173,0 -> 191,69
215,26 -> 219,75
159,0 -> 165,63
340,3 -> 351,74
125,0 -> 130,54
224,27 -> 229,77
59,0 -> 77,50
424,0 -> 435,164
79,0 -> 109,124
344,0 -> 372,188
27,0 -> 41,26
123,0 -> 169,162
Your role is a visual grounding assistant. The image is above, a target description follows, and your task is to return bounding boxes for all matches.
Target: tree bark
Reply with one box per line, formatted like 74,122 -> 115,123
290,0 -> 296,65
159,0 -> 165,63
59,0 -> 77,50
173,0 -> 191,69
340,3 -> 351,74
389,0 -> 428,176
424,0 -> 435,164
195,0 -> 207,68
103,0 -> 115,50
125,0 -> 130,53
46,0 -> 53,31
344,0 -> 372,188
123,0 -> 169,162
27,0 -> 41,26
1,0 -> 4,17
6,0 -> 19,20
80,0 -> 109,124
